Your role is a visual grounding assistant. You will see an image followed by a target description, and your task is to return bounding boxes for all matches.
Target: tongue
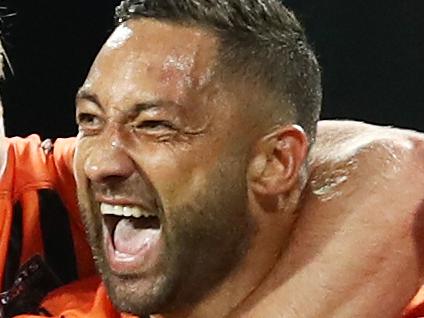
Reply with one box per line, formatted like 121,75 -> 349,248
114,218 -> 158,255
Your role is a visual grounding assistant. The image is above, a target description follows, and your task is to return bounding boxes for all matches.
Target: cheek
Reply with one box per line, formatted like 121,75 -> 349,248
134,145 -> 215,210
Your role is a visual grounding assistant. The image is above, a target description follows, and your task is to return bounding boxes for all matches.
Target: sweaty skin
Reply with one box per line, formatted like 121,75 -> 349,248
0,18 -> 421,318
231,121 -> 424,318
73,18 -> 424,318
0,12 -> 422,317
52,121 -> 424,318
74,19 -> 308,318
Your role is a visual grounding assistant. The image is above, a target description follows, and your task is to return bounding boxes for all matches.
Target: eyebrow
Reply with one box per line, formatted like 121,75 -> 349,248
76,89 -> 103,111
75,88 -> 183,114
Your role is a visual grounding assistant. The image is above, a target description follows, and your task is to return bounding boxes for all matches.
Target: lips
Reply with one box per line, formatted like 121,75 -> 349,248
100,202 -> 163,274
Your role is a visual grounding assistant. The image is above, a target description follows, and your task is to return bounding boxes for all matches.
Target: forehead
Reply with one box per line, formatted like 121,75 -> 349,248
84,19 -> 219,106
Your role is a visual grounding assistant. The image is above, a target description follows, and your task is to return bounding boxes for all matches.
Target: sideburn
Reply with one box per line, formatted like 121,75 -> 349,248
158,157 -> 255,312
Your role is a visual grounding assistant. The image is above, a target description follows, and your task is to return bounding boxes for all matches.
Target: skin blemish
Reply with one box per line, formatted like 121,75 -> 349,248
163,54 -> 195,72
105,24 -> 134,50
197,67 -> 213,88
161,54 -> 196,91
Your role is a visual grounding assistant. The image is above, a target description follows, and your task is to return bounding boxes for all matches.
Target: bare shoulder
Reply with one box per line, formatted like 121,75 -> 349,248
313,120 -> 424,164
302,120 -> 424,287
237,122 -> 424,317
235,121 -> 424,318
309,120 -> 424,198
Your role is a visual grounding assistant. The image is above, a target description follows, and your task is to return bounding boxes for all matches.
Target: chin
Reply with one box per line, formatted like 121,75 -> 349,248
105,273 -> 176,316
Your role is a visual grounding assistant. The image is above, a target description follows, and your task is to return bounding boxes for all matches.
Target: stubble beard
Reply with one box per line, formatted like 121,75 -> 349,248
77,160 -> 254,317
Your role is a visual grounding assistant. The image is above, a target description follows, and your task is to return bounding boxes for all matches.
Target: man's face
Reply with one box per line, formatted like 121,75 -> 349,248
74,19 -> 256,315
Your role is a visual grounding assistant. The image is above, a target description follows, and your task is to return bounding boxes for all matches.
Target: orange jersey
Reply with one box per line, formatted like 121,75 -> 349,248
15,277 -> 137,318
0,135 -> 95,284
0,135 -> 96,316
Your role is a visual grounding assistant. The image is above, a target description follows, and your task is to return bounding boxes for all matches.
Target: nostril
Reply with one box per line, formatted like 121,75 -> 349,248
85,149 -> 136,182
102,175 -> 130,185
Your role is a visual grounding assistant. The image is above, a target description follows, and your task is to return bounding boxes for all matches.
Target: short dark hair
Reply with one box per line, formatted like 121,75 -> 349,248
115,0 -> 322,142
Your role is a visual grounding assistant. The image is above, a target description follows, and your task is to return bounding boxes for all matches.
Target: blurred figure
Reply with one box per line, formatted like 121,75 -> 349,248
0,38 -> 95,318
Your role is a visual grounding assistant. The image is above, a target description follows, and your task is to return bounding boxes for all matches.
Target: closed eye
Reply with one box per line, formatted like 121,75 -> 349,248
136,120 -> 176,130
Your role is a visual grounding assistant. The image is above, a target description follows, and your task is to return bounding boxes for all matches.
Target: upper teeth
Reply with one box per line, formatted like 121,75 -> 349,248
100,203 -> 154,218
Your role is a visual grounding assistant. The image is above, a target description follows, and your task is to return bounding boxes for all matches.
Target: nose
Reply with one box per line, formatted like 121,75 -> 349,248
84,139 -> 136,184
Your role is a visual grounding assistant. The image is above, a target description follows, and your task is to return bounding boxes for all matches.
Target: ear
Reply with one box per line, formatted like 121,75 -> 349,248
248,125 -> 309,195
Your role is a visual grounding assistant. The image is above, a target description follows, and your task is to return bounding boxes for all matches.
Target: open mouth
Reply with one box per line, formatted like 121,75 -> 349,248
100,203 -> 162,273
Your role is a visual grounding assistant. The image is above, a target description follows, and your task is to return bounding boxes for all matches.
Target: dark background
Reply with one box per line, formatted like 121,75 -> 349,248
1,0 -> 423,139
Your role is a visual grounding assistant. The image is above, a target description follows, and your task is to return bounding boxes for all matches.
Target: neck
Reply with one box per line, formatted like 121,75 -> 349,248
229,193 -> 423,317
155,206 -> 295,318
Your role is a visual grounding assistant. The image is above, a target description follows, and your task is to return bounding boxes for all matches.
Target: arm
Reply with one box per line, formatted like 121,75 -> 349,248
235,121 -> 424,318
